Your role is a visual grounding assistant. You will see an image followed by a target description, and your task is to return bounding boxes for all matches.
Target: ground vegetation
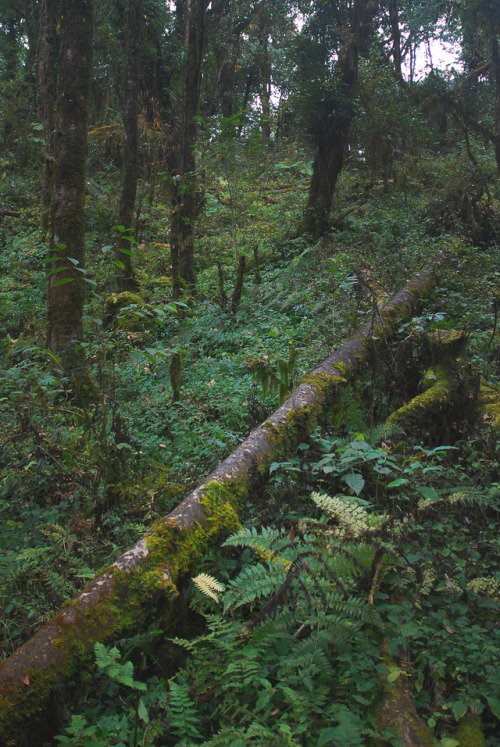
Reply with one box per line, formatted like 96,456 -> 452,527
0,1 -> 499,743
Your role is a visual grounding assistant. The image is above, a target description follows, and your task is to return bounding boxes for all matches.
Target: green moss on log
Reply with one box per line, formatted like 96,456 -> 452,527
479,383 -> 500,431
454,714 -> 486,746
386,364 -> 456,433
372,643 -> 434,747
140,478 -> 244,594
103,291 -> 153,330
425,328 -> 469,364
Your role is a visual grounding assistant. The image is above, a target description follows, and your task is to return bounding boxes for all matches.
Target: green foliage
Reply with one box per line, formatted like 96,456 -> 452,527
2,13 -> 500,742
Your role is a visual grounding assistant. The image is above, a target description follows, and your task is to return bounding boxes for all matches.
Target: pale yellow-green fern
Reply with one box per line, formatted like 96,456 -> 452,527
192,573 -> 225,604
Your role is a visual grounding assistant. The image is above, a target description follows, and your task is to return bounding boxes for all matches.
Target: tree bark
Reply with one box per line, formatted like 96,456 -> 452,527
388,0 -> 402,79
300,0 -> 379,239
116,0 -> 143,292
38,0 -> 56,238
174,0 -> 205,297
46,0 -> 94,358
0,267 -> 435,746
492,30 -> 500,173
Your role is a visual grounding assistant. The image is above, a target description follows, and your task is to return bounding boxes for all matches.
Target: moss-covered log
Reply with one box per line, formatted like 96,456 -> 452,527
386,328 -> 476,443
372,642 -> 434,746
0,268 -> 435,745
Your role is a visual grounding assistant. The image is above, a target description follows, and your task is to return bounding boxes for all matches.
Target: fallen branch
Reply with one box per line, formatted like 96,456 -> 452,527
330,200 -> 368,228
0,267 -> 436,745
0,210 -> 20,224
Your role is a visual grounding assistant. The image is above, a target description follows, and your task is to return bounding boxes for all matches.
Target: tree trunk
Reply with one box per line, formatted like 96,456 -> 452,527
38,0 -> 56,238
174,0 -> 205,297
46,0 -> 94,359
300,37 -> 359,239
492,30 -> 500,173
388,0 -> 402,79
300,0 -> 378,239
259,15 -> 272,142
116,0 -> 143,292
0,268 -> 435,746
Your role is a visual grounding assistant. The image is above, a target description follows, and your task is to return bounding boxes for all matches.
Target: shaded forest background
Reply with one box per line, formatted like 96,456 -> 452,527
0,0 -> 500,744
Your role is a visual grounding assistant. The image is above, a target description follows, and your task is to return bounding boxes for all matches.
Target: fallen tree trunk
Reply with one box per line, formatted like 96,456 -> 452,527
0,268 -> 436,745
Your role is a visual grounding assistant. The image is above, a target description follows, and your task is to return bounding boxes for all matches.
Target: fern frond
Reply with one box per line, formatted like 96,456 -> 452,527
167,679 -> 203,740
15,546 -> 51,562
224,525 -> 296,568
371,421 -> 405,443
418,489 -> 477,512
311,491 -> 369,536
192,573 -> 225,603
223,562 -> 287,612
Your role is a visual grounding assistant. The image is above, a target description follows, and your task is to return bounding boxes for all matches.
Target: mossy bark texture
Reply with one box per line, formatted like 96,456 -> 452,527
372,644 -> 434,746
115,0 -> 142,292
0,268 -> 435,745
172,0 -> 205,297
46,0 -> 94,356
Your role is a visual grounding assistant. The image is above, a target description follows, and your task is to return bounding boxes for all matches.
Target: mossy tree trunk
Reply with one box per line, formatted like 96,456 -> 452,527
115,0 -> 143,292
38,0 -> 56,238
0,268 -> 436,746
172,0 -> 205,298
300,0 -> 378,239
492,27 -> 500,173
46,0 -> 94,358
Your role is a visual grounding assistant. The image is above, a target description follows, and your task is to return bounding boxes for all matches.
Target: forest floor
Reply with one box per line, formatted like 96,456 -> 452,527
1,135 -> 500,745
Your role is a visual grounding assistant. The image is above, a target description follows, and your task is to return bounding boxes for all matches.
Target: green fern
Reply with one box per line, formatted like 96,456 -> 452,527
223,561 -> 288,612
167,679 -> 203,741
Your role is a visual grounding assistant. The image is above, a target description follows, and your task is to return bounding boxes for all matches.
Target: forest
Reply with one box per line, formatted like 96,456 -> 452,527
0,0 -> 499,744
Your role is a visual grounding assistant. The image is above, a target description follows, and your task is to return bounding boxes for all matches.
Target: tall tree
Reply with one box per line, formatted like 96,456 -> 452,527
171,0 -> 205,298
38,0 -> 56,237
115,0 -> 143,291
47,0 -> 94,357
299,0 -> 379,239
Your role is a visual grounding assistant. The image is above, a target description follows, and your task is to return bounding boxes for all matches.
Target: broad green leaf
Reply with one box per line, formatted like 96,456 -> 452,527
451,700 -> 467,721
486,695 -> 500,719
418,486 -> 440,502
387,667 -> 402,682
344,472 -> 365,496
52,278 -> 75,286
137,697 -> 149,723
388,477 -> 410,488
